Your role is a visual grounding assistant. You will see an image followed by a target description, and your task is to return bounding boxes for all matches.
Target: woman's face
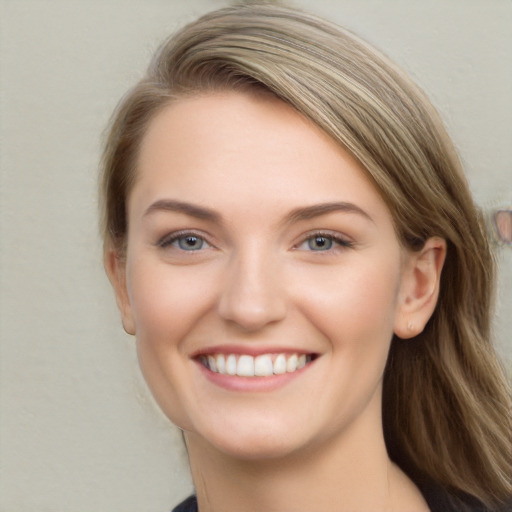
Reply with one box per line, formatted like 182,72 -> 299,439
113,91 -> 416,460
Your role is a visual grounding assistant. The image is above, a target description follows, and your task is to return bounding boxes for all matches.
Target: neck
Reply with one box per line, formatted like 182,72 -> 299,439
184,409 -> 427,512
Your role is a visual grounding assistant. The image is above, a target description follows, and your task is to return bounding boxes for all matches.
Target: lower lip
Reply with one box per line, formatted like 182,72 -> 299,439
195,360 -> 313,392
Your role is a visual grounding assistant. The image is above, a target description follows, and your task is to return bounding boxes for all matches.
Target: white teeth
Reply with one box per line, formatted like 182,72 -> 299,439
216,354 -> 225,374
254,354 -> 274,377
273,354 -> 287,374
207,355 -> 217,373
286,354 -> 298,372
201,352 -> 313,377
237,355 -> 255,377
226,354 -> 237,375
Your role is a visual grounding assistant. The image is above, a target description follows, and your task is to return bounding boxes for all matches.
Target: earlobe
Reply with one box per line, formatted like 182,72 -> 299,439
394,237 -> 446,339
104,248 -> 136,336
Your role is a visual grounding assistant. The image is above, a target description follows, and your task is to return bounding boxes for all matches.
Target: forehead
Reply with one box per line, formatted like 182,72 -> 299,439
131,91 -> 392,227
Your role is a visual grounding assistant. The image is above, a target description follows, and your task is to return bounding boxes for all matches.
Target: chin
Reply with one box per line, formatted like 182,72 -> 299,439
186,416 -> 311,462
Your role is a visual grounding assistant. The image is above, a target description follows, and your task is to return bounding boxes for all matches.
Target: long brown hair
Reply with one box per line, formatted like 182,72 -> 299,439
100,3 -> 512,508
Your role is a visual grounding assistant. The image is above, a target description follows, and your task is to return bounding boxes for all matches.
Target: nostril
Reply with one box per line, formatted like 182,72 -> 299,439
217,284 -> 287,331
216,254 -> 288,330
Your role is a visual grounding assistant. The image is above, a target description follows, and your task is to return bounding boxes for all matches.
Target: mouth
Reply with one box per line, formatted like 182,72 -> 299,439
197,352 -> 317,378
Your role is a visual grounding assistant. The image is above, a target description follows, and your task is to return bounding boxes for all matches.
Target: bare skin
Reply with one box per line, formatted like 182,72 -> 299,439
106,91 -> 444,511
186,393 -> 428,512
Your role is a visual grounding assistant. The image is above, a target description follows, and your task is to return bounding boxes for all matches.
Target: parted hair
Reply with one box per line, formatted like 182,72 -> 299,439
100,3 -> 512,509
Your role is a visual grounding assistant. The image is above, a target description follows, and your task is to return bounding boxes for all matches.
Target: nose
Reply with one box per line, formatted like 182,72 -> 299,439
217,248 -> 287,332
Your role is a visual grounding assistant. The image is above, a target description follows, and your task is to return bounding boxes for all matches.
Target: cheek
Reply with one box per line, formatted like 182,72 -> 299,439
127,258 -> 218,342
292,255 -> 401,355
125,258 -> 220,428
270,259 -> 402,440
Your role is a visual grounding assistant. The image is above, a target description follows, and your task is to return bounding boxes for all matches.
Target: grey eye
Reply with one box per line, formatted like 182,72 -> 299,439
177,235 -> 205,251
307,236 -> 334,251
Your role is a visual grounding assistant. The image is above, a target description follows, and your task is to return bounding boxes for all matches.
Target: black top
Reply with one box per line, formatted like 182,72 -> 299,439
171,487 -> 512,512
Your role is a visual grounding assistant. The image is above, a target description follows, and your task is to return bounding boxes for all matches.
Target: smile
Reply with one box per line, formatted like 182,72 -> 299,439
198,353 -> 315,377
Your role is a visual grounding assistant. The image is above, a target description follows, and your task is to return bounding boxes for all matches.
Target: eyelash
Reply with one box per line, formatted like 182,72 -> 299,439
295,231 -> 354,252
156,230 -> 353,253
156,230 -> 213,251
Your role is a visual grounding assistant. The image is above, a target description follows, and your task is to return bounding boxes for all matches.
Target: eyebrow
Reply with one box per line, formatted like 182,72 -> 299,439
143,199 -> 373,225
143,199 -> 221,222
284,202 -> 374,225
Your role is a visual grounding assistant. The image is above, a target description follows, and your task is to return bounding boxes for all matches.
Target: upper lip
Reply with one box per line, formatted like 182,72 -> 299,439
190,344 -> 318,358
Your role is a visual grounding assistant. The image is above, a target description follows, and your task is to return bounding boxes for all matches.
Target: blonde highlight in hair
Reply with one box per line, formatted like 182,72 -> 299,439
100,3 -> 511,508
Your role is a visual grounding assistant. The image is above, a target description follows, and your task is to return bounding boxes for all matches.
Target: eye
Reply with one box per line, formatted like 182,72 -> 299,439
296,232 -> 353,252
176,235 -> 206,251
158,232 -> 211,251
306,235 -> 334,251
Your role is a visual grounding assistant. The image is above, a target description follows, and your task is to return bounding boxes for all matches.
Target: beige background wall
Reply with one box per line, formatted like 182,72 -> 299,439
1,1 -> 510,511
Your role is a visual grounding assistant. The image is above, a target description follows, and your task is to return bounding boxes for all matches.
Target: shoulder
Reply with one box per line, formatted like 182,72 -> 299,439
171,495 -> 198,512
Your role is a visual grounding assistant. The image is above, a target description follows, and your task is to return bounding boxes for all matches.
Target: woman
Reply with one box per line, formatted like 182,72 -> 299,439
100,4 -> 511,511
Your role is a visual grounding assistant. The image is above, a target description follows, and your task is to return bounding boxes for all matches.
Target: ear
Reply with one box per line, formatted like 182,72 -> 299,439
394,237 -> 446,339
104,247 -> 136,336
